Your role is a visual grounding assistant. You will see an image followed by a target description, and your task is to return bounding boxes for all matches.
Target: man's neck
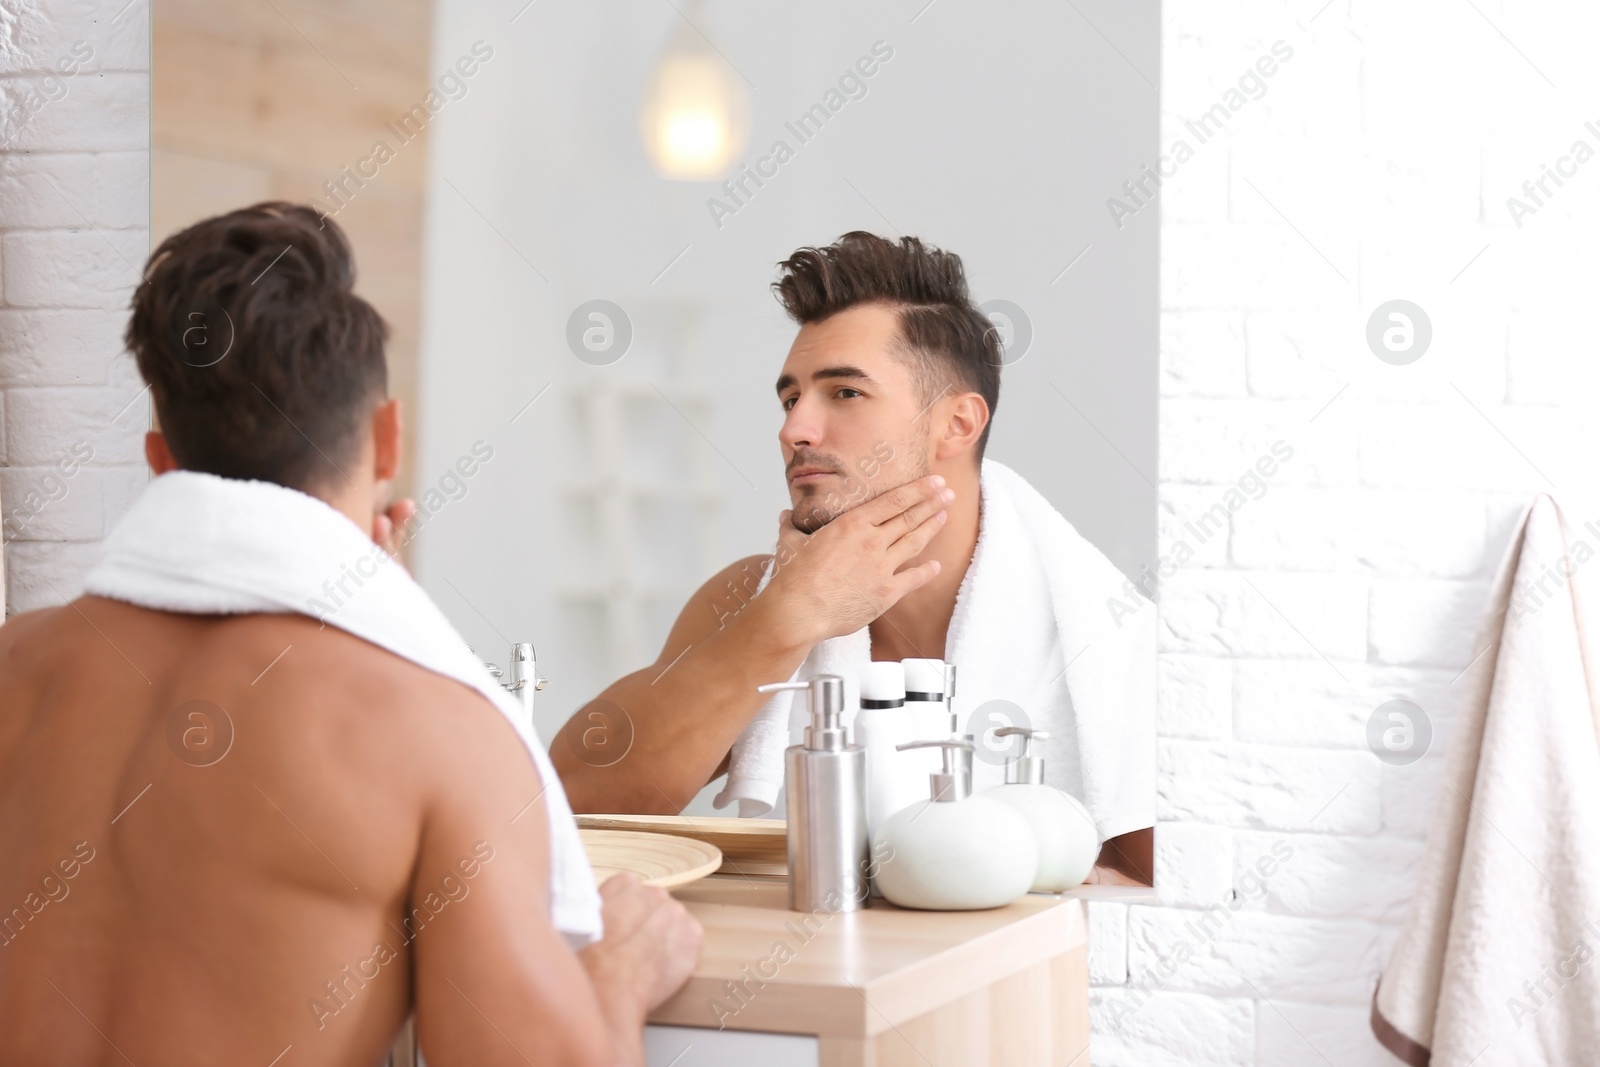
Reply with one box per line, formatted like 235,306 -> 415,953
311,479 -> 378,541
868,458 -> 982,662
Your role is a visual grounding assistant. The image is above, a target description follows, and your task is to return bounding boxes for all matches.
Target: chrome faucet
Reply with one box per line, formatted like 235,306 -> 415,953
481,642 -> 548,720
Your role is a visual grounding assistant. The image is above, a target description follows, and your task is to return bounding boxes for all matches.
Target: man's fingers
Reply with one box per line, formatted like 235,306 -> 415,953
372,498 -> 417,557
887,501 -> 948,563
773,509 -> 809,561
854,475 -> 945,527
889,558 -> 942,601
389,497 -> 418,530
599,871 -> 641,899
888,486 -> 954,538
652,901 -> 703,961
596,873 -> 659,935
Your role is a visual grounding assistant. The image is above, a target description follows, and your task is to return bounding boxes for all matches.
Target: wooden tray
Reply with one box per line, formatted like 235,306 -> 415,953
576,814 -> 787,878
580,828 -> 723,889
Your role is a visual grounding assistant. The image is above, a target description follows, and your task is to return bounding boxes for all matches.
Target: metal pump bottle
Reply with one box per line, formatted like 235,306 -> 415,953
759,674 -> 869,913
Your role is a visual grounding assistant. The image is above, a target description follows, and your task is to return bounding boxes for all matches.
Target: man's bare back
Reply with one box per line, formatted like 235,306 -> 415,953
0,595 -> 691,1066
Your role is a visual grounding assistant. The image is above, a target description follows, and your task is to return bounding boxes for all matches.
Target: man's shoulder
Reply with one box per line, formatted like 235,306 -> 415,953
709,553 -> 773,585
648,553 -> 777,667
232,614 -> 503,731
212,614 -> 533,815
0,603 -> 69,660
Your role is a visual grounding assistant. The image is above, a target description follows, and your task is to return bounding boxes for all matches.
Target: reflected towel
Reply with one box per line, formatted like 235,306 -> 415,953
714,458 -> 1156,844
1372,495 -> 1600,1065
83,470 -> 603,948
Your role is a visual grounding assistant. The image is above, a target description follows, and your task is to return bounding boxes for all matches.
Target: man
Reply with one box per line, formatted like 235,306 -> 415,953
552,231 -> 1153,883
0,203 -> 699,1066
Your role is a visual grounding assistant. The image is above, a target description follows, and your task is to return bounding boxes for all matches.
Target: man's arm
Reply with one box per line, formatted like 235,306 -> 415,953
552,553 -> 801,814
410,686 -> 701,1066
551,476 -> 953,813
1089,828 -> 1154,887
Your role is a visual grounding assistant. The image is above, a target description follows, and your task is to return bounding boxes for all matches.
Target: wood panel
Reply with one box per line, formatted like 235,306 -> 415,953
652,876 -> 1088,1052
150,0 -> 432,501
864,949 -> 1091,1067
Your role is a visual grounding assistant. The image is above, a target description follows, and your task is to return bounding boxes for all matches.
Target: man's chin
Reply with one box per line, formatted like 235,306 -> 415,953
788,497 -> 839,534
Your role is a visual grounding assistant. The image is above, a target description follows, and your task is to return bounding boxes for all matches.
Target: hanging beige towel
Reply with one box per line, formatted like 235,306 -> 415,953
1372,495 -> 1600,1065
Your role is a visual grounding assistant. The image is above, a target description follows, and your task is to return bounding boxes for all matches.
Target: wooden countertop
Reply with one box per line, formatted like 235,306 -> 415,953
648,875 -> 1104,1039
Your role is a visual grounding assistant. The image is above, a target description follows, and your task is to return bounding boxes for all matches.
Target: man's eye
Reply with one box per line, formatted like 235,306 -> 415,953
837,388 -> 862,399
782,396 -> 797,411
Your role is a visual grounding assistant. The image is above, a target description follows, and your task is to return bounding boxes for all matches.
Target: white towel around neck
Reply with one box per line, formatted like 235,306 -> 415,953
713,458 -> 1156,843
83,470 -> 603,948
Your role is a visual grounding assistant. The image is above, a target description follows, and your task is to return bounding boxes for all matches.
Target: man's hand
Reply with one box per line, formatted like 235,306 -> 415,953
373,497 -> 418,561
760,475 -> 953,649
578,873 -> 704,1028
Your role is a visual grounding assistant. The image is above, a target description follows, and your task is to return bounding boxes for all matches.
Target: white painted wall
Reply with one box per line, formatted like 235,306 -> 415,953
1087,1 -> 1600,1063
0,0 -> 149,616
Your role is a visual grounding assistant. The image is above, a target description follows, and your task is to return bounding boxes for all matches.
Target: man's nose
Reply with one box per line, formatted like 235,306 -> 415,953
780,398 -> 820,452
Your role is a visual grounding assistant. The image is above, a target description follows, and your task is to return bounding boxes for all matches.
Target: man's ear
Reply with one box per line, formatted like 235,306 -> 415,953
933,391 -> 989,461
144,431 -> 179,475
372,398 -> 403,482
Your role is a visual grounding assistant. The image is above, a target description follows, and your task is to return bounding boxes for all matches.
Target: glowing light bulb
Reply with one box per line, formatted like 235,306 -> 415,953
640,23 -> 749,181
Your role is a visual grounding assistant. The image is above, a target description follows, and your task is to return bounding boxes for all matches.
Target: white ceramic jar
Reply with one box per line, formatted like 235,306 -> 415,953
980,726 -> 1099,892
872,739 -> 1037,911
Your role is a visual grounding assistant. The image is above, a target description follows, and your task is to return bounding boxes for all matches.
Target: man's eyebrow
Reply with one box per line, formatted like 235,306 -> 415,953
774,365 -> 874,395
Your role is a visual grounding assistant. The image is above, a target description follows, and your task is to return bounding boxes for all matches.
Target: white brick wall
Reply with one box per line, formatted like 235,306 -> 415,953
1096,1 -> 1600,1062
0,2 -> 149,615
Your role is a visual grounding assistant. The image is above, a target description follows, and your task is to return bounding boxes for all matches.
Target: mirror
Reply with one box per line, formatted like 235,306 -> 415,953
152,0 -> 1157,824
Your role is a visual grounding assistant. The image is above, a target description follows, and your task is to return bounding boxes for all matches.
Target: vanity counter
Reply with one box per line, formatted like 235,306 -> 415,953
644,875 -> 1098,1067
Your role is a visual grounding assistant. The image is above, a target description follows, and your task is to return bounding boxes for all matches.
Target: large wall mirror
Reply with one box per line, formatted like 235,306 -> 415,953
153,0 -> 1158,816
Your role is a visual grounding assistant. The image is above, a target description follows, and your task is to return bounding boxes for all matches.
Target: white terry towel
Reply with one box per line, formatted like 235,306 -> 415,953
1372,495 -> 1600,1065
713,458 -> 1156,844
83,471 -> 604,948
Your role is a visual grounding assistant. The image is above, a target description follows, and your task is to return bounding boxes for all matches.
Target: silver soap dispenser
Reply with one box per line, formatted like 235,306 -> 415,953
758,674 -> 869,913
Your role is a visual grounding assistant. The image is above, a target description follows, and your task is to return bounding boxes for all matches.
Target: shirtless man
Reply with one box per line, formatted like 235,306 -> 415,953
552,231 -> 1152,883
0,203 -> 699,1066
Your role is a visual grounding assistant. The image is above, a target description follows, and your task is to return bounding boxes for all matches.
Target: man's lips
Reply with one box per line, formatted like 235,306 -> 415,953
788,467 -> 837,483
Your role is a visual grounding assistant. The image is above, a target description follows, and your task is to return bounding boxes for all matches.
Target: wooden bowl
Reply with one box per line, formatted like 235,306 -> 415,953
580,828 -> 723,889
576,814 -> 787,878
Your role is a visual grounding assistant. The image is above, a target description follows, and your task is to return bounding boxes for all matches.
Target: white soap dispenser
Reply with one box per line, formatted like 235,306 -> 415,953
901,658 -> 951,788
872,738 -> 1037,911
981,726 -> 1100,892
853,662 -> 921,859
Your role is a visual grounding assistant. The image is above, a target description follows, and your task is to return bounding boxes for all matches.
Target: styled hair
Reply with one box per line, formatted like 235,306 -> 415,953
126,201 -> 388,492
771,231 -> 1001,455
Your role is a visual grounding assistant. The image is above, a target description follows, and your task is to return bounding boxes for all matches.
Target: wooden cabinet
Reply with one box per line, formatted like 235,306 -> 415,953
645,877 -> 1092,1067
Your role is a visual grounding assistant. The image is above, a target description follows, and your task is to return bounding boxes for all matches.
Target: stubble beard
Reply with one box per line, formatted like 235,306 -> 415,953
788,444 -> 929,533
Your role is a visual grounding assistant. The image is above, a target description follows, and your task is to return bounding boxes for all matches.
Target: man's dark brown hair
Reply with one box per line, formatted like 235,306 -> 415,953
772,231 -> 1002,455
126,201 -> 388,492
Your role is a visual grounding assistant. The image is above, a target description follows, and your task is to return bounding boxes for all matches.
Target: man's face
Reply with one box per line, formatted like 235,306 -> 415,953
775,304 -> 932,532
